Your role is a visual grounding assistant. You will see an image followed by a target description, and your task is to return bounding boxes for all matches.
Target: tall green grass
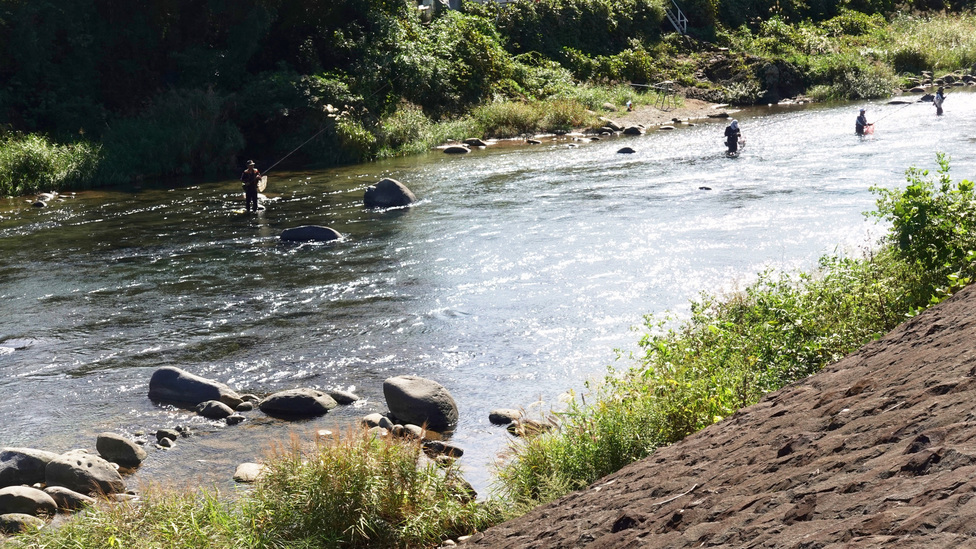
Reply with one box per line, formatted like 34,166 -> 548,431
9,431 -> 500,548
497,154 -> 976,508
0,132 -> 101,195
886,13 -> 976,74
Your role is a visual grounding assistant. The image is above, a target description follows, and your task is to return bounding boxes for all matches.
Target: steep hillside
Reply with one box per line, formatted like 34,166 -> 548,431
468,283 -> 976,548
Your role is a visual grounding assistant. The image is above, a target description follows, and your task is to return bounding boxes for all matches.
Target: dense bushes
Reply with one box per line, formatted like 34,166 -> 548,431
0,132 -> 101,195
497,156 -> 976,508
2,1 -> 975,193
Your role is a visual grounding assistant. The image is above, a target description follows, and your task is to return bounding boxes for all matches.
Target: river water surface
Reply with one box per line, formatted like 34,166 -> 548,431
2,93 -> 975,494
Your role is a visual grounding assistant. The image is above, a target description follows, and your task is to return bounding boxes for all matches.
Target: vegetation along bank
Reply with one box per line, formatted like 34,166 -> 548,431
3,0 -> 976,195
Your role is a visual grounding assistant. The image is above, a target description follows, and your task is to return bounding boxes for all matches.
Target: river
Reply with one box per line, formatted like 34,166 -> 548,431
2,92 -> 975,495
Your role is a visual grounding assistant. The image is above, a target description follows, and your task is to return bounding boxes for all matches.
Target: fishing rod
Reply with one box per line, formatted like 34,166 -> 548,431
258,74 -> 396,176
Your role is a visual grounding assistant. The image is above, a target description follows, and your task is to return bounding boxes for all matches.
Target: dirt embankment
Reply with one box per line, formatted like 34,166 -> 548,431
467,283 -> 976,548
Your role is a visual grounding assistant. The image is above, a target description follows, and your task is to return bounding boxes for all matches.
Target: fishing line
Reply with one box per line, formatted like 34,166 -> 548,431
262,124 -> 332,175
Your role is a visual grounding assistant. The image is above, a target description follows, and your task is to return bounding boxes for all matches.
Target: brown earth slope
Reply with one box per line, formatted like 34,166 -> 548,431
468,284 -> 976,548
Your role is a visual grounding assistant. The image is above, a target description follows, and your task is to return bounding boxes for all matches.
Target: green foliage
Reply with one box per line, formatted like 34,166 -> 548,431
803,52 -> 895,100
0,132 -> 101,195
884,13 -> 976,73
9,432 -> 501,548
395,11 -> 515,117
470,99 -> 597,138
494,0 -> 665,61
98,88 -> 244,184
498,156 -> 976,509
870,153 -> 976,308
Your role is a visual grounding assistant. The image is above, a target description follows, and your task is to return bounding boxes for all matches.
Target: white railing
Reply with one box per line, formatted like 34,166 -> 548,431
665,0 -> 687,34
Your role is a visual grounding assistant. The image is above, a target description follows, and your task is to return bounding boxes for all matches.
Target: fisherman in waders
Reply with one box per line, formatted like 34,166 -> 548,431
855,108 -> 872,136
934,87 -> 945,116
240,160 -> 261,212
724,119 -> 742,156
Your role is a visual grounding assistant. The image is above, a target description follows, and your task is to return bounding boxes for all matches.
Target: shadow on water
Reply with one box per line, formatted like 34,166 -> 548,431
1,93 -> 976,495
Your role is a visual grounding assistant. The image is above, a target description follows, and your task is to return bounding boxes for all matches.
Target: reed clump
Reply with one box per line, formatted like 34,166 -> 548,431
0,132 -> 101,196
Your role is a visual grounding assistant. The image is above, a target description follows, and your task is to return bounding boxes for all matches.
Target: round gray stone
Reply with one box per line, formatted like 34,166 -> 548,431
383,375 -> 458,431
45,453 -> 125,495
0,486 -> 57,516
96,433 -> 147,468
148,366 -> 243,409
233,463 -> 266,483
0,448 -> 60,488
259,388 -> 337,417
196,400 -> 235,419
44,486 -> 95,511
0,513 -> 46,534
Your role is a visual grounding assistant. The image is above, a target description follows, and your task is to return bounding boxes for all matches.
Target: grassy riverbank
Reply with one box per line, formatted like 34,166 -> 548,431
497,153 -> 976,510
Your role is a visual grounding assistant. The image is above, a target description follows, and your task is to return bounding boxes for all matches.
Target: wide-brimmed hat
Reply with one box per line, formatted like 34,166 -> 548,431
246,160 -> 255,166
859,108 -> 866,112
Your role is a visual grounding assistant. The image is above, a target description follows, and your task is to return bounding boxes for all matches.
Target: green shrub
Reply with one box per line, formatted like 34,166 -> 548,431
870,153 -> 976,309
0,132 -> 101,195
99,88 -> 243,184
248,432 -> 500,548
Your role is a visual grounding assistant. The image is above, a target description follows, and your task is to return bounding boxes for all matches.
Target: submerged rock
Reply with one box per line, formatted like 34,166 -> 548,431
488,409 -> 521,425
364,178 -> 417,209
279,225 -> 342,242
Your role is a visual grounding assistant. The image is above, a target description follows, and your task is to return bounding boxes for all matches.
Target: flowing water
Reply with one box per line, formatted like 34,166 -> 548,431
2,93 -> 975,495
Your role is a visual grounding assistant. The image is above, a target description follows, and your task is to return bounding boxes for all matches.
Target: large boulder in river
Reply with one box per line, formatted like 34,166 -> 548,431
280,225 -> 342,242
45,453 -> 125,495
364,178 -> 417,209
95,433 -> 147,468
148,366 -> 243,409
259,388 -> 338,417
383,375 -> 458,431
0,448 -> 60,488
0,486 -> 57,517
